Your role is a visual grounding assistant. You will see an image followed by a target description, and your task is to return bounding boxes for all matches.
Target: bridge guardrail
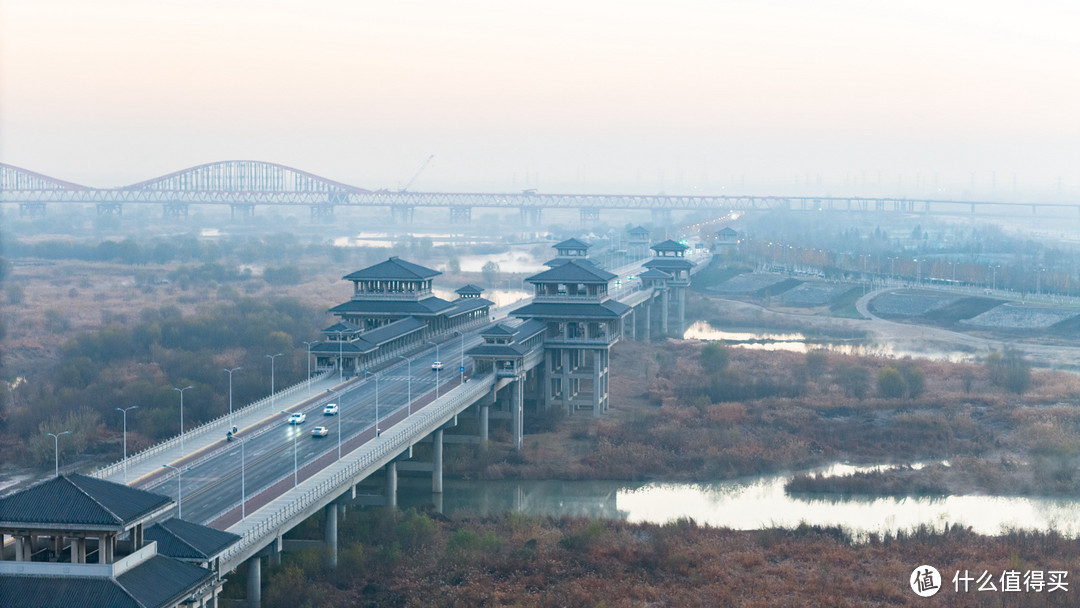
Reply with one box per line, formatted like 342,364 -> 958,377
219,372 -> 495,566
93,371 -> 333,480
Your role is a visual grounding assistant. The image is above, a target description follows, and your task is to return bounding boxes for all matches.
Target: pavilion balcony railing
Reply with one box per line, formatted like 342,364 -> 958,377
532,294 -> 606,303
351,291 -> 432,301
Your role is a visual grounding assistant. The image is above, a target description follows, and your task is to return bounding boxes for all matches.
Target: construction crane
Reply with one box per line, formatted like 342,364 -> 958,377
399,154 -> 435,192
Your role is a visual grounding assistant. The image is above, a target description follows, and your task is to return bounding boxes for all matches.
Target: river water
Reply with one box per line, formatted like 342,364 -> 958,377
398,463 -> 1080,539
683,321 -> 978,363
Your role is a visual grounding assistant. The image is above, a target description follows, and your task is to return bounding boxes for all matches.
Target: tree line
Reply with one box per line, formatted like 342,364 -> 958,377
4,296 -> 324,469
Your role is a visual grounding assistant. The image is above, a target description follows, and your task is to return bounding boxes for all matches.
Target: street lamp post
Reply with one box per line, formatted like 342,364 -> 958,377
161,464 -> 187,518
173,385 -> 193,454
115,406 -> 138,484
302,341 -> 315,393
223,367 -> 242,429
46,431 -> 71,478
395,356 -> 412,415
452,330 -> 465,384
266,353 -> 283,405
280,410 -> 299,486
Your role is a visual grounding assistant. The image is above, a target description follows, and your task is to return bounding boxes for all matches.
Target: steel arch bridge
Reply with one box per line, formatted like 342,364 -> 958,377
2,160 -> 1077,221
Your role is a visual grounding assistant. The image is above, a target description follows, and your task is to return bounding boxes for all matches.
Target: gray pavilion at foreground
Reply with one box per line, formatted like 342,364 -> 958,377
0,474 -> 239,608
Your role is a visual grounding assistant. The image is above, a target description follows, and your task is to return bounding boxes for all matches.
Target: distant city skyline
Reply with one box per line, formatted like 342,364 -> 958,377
2,0 -> 1077,199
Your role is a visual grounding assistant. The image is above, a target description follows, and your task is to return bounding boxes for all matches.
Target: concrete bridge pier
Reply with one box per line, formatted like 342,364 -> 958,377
510,377 -> 524,450
247,556 -> 261,608
385,461 -> 398,507
268,534 -> 282,566
324,504 -> 338,567
661,288 -> 670,335
480,404 -> 489,447
676,287 -> 685,335
432,429 -> 443,494
643,300 -> 651,341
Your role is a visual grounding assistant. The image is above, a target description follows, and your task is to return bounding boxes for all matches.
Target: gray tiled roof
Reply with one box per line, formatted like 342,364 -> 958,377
526,260 -> 616,283
323,320 -> 362,334
446,297 -> 492,318
455,284 -> 484,294
651,239 -> 689,252
639,268 -> 673,279
511,300 -> 630,319
553,237 -> 590,251
329,297 -> 454,316
644,258 -> 695,271
628,225 -> 650,236
482,323 -> 517,337
0,474 -> 171,529
468,343 -> 531,357
116,555 -> 215,608
514,319 -> 547,341
310,338 -> 377,355
359,317 -> 426,346
0,576 -> 138,608
0,555 -> 213,608
144,517 -> 241,561
343,257 -> 441,280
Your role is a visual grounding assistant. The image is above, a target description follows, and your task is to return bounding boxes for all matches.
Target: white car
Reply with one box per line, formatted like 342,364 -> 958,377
323,403 -> 338,416
310,426 -> 329,437
431,361 -> 444,370
287,412 -> 306,425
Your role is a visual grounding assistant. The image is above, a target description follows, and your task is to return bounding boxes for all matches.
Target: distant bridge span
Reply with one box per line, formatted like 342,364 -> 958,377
3,160 -> 1077,218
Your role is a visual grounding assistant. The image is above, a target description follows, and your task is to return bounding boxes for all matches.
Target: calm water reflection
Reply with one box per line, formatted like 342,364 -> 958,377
684,321 -> 976,362
398,463 -> 1080,539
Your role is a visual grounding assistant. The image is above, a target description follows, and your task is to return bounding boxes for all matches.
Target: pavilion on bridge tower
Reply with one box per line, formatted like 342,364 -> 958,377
642,239 -> 695,335
312,257 -> 491,377
512,239 -> 630,417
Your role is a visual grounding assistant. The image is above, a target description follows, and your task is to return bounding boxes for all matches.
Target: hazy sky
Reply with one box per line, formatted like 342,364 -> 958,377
2,0 -> 1078,198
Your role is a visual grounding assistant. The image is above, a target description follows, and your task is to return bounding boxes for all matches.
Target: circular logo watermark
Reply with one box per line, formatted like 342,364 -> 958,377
910,565 -> 942,597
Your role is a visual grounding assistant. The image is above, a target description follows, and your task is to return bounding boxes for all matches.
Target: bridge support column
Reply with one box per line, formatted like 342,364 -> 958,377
511,377 -> 523,451
96,203 -> 123,216
592,348 -> 610,417
324,504 -> 338,567
643,300 -> 651,342
391,206 -> 414,224
18,203 -> 46,217
310,204 -> 335,223
230,204 -> 254,220
163,203 -> 188,219
520,207 -> 541,227
269,535 -> 281,566
449,207 -> 472,223
247,556 -> 261,608
385,462 -> 397,507
479,405 -> 489,447
661,288 -> 670,335
432,429 -> 443,494
676,287 -> 685,335
580,208 -> 600,224
629,308 -> 636,341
